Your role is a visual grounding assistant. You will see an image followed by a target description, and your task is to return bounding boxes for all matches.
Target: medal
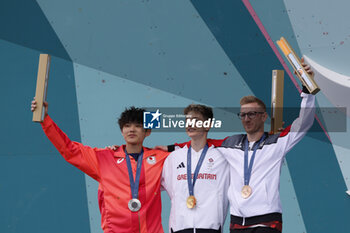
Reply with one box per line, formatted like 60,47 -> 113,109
242,134 -> 266,199
128,198 -> 141,212
186,144 -> 209,209
241,185 -> 252,199
125,148 -> 144,212
186,195 -> 197,209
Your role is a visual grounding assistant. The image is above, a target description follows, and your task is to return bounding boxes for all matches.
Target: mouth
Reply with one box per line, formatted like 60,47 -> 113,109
244,123 -> 253,128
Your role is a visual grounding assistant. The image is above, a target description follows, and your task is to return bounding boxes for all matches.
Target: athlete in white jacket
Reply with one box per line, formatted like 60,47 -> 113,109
161,104 -> 230,233
222,89 -> 315,233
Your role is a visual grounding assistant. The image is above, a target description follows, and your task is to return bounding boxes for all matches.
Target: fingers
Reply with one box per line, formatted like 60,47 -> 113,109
303,64 -> 310,70
300,56 -> 314,76
31,98 -> 37,112
106,145 -> 118,151
304,66 -> 314,76
277,122 -> 285,132
292,57 -> 314,77
154,146 -> 168,151
31,97 -> 49,115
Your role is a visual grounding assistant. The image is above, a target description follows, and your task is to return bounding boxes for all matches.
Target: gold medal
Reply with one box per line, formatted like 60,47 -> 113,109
241,185 -> 252,199
186,195 -> 197,209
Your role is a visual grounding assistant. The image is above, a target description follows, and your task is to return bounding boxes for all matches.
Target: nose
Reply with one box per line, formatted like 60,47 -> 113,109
129,125 -> 137,132
242,114 -> 250,121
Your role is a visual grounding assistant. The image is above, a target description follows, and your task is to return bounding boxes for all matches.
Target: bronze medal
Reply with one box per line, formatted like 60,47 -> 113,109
186,195 -> 197,209
241,185 -> 252,199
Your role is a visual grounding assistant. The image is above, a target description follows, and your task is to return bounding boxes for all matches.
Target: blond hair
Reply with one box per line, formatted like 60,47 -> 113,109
240,96 -> 266,111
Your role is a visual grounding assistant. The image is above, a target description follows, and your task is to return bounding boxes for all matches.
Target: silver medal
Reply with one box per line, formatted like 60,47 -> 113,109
128,198 -> 141,212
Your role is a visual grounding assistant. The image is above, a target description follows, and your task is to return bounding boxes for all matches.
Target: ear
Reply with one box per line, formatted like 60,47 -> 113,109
262,112 -> 268,122
145,129 -> 152,137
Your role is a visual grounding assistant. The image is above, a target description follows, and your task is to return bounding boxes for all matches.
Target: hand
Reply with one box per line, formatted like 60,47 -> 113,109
105,145 -> 119,151
31,97 -> 48,116
269,122 -> 285,135
277,121 -> 285,132
153,145 -> 168,151
294,57 -> 314,78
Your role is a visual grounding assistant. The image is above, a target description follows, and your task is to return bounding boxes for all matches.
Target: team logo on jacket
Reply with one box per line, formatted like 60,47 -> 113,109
117,158 -> 124,164
235,142 -> 243,149
207,158 -> 214,171
177,162 -> 185,169
147,156 -> 156,165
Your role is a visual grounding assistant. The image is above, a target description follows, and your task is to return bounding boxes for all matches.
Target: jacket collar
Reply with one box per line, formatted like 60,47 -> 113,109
113,145 -> 155,158
182,139 -> 215,149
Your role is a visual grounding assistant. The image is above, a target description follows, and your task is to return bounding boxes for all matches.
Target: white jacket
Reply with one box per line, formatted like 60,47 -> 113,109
220,92 -> 316,218
161,143 -> 230,232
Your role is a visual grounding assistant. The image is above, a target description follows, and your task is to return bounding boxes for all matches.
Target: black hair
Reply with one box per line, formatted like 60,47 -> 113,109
118,106 -> 145,130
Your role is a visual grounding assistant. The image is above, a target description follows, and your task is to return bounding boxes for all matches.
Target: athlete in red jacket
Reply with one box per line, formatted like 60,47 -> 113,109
32,100 -> 169,233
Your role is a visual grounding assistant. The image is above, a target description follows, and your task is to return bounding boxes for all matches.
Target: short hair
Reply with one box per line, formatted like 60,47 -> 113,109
118,106 -> 145,130
240,96 -> 266,111
184,104 -> 213,120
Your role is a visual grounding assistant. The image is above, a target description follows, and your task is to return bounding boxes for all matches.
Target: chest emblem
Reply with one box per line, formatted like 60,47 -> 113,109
147,156 -> 156,165
116,158 -> 125,164
207,157 -> 215,170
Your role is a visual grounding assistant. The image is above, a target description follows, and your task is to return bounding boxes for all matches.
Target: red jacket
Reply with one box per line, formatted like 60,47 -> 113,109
42,115 -> 169,233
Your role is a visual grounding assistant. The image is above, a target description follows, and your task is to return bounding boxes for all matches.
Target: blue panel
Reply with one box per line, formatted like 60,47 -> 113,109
0,40 -> 90,233
283,0 -> 350,76
36,0 -> 250,107
189,0 -> 293,105
287,133 -> 350,233
0,1 -> 70,60
279,163 -> 307,232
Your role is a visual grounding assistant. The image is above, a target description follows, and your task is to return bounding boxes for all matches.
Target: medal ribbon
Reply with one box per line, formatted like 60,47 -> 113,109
244,134 -> 266,186
187,144 -> 209,196
124,148 -> 144,199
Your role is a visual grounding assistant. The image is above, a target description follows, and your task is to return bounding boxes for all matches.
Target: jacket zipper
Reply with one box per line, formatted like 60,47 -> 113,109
138,212 -> 141,233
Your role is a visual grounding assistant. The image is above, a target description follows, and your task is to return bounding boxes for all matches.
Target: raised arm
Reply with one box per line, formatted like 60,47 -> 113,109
42,115 -> 101,181
279,58 -> 317,153
32,99 -> 101,181
280,90 -> 316,154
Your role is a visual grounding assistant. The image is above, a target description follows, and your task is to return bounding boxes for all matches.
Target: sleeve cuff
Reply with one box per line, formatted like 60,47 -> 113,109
302,85 -> 311,94
167,145 -> 175,152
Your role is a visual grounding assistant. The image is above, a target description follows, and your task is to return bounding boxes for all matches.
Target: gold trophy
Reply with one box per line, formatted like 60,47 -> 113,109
270,70 -> 284,134
32,54 -> 51,122
277,37 -> 320,94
